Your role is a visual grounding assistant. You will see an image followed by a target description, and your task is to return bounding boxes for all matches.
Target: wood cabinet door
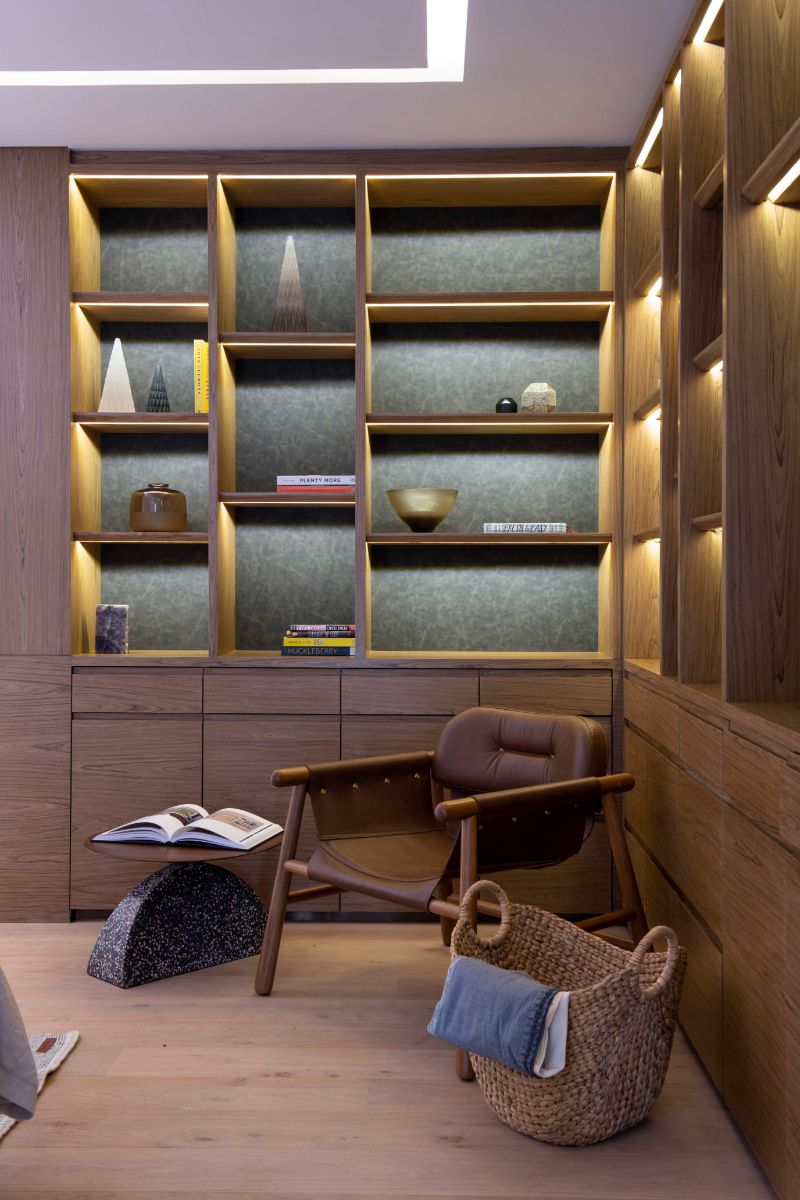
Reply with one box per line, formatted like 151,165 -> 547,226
71,717 -> 203,908
203,716 -> 341,909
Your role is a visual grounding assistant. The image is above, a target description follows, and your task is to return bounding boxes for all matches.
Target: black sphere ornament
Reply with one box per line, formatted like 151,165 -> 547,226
495,396 -> 518,413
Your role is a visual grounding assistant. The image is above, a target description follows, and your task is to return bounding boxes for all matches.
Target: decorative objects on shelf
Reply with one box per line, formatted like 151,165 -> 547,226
130,483 -> 188,533
495,397 -> 518,413
98,337 -> 135,413
95,604 -> 129,654
272,235 -> 308,332
145,364 -> 170,413
521,382 -> 558,414
387,487 -> 458,532
193,340 -> 209,412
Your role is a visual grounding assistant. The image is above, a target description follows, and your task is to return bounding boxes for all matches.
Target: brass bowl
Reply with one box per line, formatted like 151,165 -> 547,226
386,487 -> 458,532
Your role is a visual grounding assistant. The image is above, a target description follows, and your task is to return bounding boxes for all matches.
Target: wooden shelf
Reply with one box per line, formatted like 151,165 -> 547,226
71,174 -> 208,208
72,412 -> 209,433
692,511 -> 723,532
633,389 -> 661,421
634,250 -> 661,297
633,528 -> 660,543
366,291 -> 613,323
743,114 -> 800,204
695,157 -> 724,209
72,292 -> 209,321
219,175 -> 356,208
73,532 -> 209,544
220,333 -> 356,360
366,412 -> 612,435
366,173 -> 615,208
367,532 -> 611,546
220,492 -> 356,508
692,333 -> 723,372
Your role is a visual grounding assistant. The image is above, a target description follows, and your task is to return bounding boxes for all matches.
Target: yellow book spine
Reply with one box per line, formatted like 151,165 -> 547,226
282,637 -> 356,647
201,340 -> 209,413
193,340 -> 204,412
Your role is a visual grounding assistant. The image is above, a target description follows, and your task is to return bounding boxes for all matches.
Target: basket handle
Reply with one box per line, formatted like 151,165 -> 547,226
456,879 -> 513,949
629,925 -> 681,999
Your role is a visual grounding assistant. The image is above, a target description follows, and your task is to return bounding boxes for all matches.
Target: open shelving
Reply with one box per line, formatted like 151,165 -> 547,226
69,163 -> 621,661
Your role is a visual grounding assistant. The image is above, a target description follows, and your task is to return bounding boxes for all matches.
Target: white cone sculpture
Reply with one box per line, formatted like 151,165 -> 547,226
272,235 -> 307,332
99,338 -> 135,412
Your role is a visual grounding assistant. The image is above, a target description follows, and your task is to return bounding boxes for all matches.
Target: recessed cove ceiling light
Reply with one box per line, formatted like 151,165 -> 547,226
0,0 -> 467,86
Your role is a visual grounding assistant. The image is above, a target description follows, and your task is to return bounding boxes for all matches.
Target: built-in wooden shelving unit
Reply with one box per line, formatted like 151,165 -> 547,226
694,156 -> 724,208
73,531 -> 209,544
72,293 -> 210,321
691,511 -> 723,531
365,291 -> 613,323
366,413 -> 613,435
366,532 -> 612,546
220,492 -> 356,508
692,333 -> 723,371
72,412 -> 209,433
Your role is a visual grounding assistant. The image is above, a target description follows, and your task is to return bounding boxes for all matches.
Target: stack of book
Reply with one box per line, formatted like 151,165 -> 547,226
482,522 -> 573,533
193,340 -> 209,413
282,624 -> 356,657
276,475 -> 356,494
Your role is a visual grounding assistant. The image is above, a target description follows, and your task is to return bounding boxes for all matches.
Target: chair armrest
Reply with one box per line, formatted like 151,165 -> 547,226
271,749 -> 435,788
433,773 -> 634,823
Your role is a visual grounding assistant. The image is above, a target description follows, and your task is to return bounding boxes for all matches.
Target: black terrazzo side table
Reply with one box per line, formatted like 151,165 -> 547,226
84,837 -> 281,988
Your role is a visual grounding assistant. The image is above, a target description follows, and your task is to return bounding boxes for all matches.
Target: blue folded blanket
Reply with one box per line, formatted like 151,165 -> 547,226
428,955 -> 564,1077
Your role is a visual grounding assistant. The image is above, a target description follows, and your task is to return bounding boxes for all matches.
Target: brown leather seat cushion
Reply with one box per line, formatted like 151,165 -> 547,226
433,707 -> 607,794
307,831 -> 457,909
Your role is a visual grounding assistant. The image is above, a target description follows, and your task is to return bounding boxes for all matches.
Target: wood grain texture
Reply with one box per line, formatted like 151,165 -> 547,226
723,729 -> 782,831
624,675 -> 680,755
204,669 -> 340,714
366,292 -> 613,323
0,148 -> 70,654
679,709 -> 724,793
622,165 -> 661,661
203,715 -> 341,909
72,669 -> 203,714
724,0 -> 800,705
490,823 -> 612,915
659,80 -> 680,677
70,717 -> 203,907
220,332 -> 356,359
341,670 -> 478,715
676,770 -> 722,936
340,715 -> 449,758
72,292 -> 209,321
72,175 -> 208,207
678,43 -> 724,687
478,670 -> 612,715
0,658 -> 71,921
0,919 -> 773,1199
367,174 -> 614,208
743,111 -> 800,203
355,174 -> 370,661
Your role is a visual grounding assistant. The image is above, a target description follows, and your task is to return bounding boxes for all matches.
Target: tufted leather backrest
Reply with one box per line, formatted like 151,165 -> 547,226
432,708 -> 608,871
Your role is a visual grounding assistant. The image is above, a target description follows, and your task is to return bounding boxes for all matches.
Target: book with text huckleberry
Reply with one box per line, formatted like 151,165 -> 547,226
283,637 -> 355,647
281,646 -> 355,656
482,522 -> 573,533
92,805 -> 283,851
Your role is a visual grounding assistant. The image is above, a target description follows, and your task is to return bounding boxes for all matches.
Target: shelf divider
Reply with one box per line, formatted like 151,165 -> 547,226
73,531 -> 209,544
633,250 -> 661,297
692,511 -> 723,532
72,412 -> 209,433
366,291 -> 613,323
367,532 -> 611,546
694,156 -> 724,209
72,292 -> 209,321
742,113 -> 800,204
219,333 -> 356,360
692,333 -> 723,371
366,412 -> 612,435
220,492 -> 355,508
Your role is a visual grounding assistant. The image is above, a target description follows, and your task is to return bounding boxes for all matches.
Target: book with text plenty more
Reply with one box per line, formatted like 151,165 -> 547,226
193,341 -> 209,413
92,804 -> 283,852
276,475 -> 355,493
483,522 -> 572,533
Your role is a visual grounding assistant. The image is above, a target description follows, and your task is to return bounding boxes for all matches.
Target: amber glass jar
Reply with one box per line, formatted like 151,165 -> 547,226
130,483 -> 187,533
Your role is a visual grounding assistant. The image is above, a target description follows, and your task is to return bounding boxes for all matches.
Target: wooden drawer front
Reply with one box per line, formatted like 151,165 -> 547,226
647,744 -> 681,882
71,717 -> 203,908
724,731 -> 781,830
204,670 -> 340,715
341,716 -> 448,759
677,771 -> 722,936
680,710 -> 724,792
624,677 -> 649,732
72,668 -> 202,714
479,671 -> 612,716
342,670 -> 477,715
492,823 -> 611,915
624,677 -> 680,756
203,716 -> 341,909
646,862 -> 722,1088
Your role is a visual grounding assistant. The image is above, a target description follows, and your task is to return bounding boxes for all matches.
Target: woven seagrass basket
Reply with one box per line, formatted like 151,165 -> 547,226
451,879 -> 687,1146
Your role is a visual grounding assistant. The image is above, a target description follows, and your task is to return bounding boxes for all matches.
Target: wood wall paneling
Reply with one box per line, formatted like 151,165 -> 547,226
478,670 -> 611,716
72,668 -> 203,714
659,79 -> 680,676
679,708 -> 724,792
0,149 -> 70,654
341,670 -> 478,715
204,669 -> 340,714
723,729 -> 781,831
0,659 -> 71,920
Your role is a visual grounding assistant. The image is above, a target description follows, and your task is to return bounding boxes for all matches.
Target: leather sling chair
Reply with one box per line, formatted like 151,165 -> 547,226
255,707 -> 646,1075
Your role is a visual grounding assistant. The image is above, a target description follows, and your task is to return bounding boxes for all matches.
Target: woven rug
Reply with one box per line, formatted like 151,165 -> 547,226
0,1032 -> 79,1140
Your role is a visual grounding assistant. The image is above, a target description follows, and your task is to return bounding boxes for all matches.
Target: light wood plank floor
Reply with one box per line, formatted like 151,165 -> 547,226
0,921 -> 772,1199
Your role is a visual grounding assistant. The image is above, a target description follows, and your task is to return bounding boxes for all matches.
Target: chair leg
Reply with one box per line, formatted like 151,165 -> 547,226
433,878 -> 455,946
254,783 -> 306,996
454,814 -> 479,1081
602,791 -> 648,944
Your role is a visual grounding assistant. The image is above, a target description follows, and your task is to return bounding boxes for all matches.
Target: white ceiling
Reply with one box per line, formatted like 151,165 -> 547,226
0,0 -> 695,150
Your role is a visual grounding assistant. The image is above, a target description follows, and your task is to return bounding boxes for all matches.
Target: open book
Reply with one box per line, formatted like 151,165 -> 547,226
92,804 -> 283,852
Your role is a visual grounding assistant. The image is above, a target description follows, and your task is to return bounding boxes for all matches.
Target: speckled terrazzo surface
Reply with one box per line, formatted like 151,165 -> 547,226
100,433 -> 209,532
100,545 -> 208,651
370,434 -> 599,532
99,323 -> 206,413
235,360 -> 355,491
370,206 -> 600,293
235,208 -> 355,332
370,546 -> 599,653
235,509 -> 355,650
100,209 -> 208,293
371,322 -> 599,413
